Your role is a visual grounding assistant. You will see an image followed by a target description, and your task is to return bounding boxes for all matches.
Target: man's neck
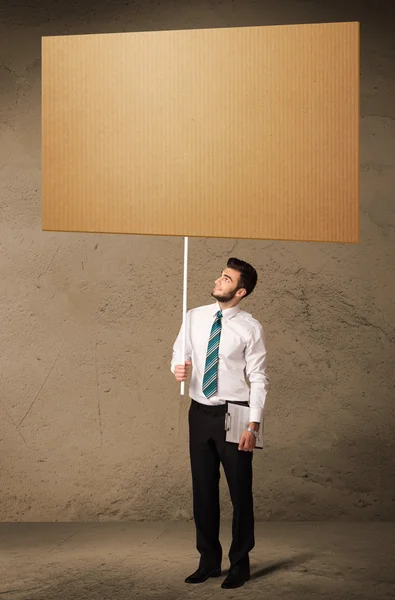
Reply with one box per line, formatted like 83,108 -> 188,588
217,299 -> 240,312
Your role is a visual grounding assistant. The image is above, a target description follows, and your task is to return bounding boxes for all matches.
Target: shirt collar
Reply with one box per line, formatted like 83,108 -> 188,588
213,301 -> 240,321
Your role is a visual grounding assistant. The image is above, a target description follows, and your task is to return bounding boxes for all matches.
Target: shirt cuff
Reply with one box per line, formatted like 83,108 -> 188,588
249,407 -> 263,425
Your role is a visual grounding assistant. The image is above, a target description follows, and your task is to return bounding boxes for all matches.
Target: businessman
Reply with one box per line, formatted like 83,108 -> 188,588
171,257 -> 268,589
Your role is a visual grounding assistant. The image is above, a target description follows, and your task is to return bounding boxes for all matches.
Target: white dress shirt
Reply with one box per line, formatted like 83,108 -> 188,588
171,301 -> 268,424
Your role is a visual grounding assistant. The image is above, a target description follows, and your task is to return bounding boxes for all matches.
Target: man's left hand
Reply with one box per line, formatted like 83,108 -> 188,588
238,430 -> 256,452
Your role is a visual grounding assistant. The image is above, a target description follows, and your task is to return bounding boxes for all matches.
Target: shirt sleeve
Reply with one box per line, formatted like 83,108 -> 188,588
245,322 -> 269,424
170,310 -> 192,374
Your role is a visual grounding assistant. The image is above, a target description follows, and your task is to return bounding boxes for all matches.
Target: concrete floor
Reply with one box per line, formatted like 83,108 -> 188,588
0,522 -> 394,599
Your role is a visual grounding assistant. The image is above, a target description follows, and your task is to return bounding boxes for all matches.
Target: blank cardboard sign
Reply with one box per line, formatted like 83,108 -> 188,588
41,22 -> 359,243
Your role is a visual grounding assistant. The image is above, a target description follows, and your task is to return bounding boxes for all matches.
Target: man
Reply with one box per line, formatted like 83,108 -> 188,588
171,257 -> 269,589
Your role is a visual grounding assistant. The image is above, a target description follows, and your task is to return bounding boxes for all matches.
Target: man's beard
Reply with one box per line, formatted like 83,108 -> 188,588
211,288 -> 238,303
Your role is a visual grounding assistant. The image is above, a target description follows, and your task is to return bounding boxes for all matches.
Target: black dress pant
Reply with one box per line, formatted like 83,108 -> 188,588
188,398 -> 255,571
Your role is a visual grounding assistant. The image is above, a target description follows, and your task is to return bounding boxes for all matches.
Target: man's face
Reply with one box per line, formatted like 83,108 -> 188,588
211,268 -> 245,302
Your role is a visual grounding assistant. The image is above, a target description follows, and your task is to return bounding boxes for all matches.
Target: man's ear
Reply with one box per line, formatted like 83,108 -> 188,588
237,288 -> 247,299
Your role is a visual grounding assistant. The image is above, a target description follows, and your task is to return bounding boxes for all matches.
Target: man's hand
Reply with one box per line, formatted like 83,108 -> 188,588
174,360 -> 192,382
238,430 -> 256,452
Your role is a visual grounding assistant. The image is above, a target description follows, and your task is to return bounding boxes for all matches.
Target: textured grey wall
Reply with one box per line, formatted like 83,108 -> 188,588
1,0 -> 394,521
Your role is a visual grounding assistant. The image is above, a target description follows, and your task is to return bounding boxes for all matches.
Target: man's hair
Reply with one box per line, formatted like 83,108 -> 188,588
227,257 -> 258,298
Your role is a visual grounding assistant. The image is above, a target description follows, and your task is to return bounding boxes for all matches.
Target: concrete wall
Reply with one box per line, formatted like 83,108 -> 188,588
1,0 -> 394,521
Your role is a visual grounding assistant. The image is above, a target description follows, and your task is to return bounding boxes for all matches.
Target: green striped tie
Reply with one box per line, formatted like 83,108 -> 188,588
202,310 -> 223,398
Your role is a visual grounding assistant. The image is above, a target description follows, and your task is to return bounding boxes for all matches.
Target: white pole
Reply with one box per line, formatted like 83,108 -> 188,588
180,236 -> 188,396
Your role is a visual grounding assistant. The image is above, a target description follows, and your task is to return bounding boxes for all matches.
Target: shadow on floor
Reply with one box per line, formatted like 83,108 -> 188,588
250,552 -> 315,580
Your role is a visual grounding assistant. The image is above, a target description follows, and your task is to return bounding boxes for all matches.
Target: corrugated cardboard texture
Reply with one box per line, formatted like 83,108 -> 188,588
42,22 -> 359,242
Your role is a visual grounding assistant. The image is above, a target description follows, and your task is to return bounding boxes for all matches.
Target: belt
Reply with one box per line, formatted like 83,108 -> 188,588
191,398 -> 248,416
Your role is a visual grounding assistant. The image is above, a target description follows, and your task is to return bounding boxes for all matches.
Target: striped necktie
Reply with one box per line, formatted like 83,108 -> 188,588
202,310 -> 223,398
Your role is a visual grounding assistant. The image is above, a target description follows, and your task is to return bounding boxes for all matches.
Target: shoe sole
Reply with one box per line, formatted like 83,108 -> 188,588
185,570 -> 222,584
221,573 -> 250,589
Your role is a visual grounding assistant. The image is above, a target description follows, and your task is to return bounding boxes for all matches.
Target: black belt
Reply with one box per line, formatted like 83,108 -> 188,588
191,398 -> 248,416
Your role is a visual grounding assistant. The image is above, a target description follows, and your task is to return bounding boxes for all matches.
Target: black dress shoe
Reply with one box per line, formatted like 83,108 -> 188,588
185,566 -> 222,584
221,566 -> 250,589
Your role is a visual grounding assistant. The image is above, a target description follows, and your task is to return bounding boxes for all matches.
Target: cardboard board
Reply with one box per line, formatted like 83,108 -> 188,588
41,22 -> 359,243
